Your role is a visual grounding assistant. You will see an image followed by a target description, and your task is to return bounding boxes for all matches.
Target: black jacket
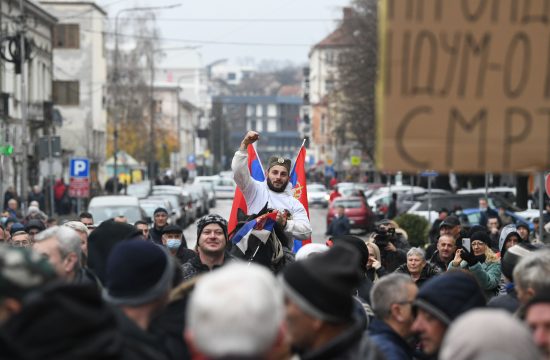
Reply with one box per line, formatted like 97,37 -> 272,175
0,283 -> 124,360
298,312 -> 384,360
428,251 -> 451,273
369,318 -> 414,360
394,263 -> 440,288
150,226 -> 165,245
180,252 -> 234,282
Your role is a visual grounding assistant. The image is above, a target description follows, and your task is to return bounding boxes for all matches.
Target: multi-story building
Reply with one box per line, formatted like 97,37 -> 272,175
0,0 -> 57,202
40,0 -> 107,184
307,7 -> 355,175
213,95 -> 302,169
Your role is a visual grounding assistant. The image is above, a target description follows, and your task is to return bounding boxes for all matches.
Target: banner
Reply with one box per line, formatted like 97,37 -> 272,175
377,0 -> 550,173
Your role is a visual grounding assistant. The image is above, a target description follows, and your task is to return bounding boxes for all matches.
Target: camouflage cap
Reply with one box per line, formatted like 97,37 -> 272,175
267,156 -> 291,173
0,244 -> 57,300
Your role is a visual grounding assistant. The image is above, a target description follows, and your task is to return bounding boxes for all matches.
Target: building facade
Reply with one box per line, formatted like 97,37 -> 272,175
213,95 -> 302,169
40,0 -> 107,184
0,0 -> 57,203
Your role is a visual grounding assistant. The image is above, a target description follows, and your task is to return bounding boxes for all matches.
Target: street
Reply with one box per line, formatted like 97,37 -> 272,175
184,200 -> 330,249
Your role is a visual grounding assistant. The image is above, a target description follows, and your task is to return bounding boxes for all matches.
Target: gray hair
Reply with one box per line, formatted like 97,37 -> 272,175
407,247 -> 426,260
186,262 -> 283,358
513,249 -> 550,296
34,226 -> 81,261
370,273 -> 414,319
63,221 -> 88,234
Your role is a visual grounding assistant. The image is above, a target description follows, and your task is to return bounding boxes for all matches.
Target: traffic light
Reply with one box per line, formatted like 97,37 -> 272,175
0,144 -> 14,156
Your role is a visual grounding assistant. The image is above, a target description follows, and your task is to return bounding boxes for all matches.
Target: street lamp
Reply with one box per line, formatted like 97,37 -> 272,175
112,3 -> 181,193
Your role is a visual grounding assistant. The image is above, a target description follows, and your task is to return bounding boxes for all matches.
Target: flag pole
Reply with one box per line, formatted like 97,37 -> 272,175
292,139 -> 307,168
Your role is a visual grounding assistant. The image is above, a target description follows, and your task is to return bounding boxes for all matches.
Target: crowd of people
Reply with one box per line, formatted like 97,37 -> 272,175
1,130 -> 550,359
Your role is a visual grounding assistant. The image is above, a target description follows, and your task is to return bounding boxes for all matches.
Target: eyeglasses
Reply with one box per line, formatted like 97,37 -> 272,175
12,240 -> 31,247
395,300 -> 414,306
471,241 -> 486,247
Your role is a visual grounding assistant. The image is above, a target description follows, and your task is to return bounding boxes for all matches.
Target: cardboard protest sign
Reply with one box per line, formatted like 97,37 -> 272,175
377,0 -> 550,173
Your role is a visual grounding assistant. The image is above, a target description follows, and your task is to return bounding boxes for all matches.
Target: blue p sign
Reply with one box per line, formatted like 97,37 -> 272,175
70,158 -> 90,178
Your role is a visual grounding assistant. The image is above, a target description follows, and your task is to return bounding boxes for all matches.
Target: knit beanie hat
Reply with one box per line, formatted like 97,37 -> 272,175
281,244 -> 361,323
154,207 -> 168,216
25,219 -> 46,233
104,240 -> 174,306
331,235 -> 369,270
414,271 -> 486,325
470,231 -> 491,246
196,214 -> 228,240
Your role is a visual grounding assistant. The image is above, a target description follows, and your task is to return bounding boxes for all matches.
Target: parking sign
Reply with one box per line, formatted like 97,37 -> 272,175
70,158 -> 89,178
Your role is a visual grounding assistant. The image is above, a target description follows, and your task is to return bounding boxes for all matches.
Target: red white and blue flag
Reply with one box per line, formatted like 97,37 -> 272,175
231,212 -> 278,254
228,144 -> 265,235
289,143 -> 311,252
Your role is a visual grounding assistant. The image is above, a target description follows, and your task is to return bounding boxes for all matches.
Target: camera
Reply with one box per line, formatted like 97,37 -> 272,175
374,226 -> 395,249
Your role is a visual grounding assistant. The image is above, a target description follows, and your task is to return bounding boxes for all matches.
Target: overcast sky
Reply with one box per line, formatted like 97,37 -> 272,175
98,0 -> 350,68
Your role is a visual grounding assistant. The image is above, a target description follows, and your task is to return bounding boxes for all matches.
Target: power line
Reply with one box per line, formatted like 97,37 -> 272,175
81,28 -> 312,47
68,16 -> 337,22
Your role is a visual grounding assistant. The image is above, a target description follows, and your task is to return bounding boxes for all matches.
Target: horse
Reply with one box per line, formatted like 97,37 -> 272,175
228,203 -> 295,274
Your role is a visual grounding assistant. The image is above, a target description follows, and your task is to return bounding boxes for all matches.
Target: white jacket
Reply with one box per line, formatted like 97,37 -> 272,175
231,150 -> 312,240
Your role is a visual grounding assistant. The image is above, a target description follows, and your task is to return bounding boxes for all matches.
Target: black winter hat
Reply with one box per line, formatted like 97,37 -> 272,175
25,219 -> 46,233
281,244 -> 361,323
470,231 -> 491,246
414,271 -> 486,325
196,214 -> 228,240
331,235 -> 369,271
440,215 -> 460,228
468,225 -> 487,237
154,207 -> 168,216
104,240 -> 174,306
162,224 -> 183,235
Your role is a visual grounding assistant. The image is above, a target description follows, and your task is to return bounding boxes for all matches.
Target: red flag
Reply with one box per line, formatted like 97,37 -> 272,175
228,144 -> 265,236
289,144 -> 311,251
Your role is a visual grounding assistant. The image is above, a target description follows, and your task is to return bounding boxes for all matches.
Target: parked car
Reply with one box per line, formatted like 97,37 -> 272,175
139,198 -> 177,226
120,181 -> 150,199
214,177 -> 236,199
326,196 -> 375,234
461,208 -> 534,231
193,177 -> 217,208
88,196 -> 147,225
184,183 -> 210,216
308,183 -> 329,208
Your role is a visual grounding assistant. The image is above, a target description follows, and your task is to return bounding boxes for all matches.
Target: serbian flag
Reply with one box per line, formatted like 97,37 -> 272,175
232,212 -> 278,254
289,142 -> 311,252
228,144 -> 265,235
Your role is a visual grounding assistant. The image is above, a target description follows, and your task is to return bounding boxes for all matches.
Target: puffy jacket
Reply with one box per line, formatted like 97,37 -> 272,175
448,260 -> 501,299
369,318 -> 414,360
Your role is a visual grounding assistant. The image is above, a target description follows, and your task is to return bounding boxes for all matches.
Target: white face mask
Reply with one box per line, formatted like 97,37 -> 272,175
166,238 -> 181,249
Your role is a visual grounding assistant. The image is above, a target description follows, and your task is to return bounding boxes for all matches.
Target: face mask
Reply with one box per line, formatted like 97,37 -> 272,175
167,239 -> 181,249
0,217 -> 7,224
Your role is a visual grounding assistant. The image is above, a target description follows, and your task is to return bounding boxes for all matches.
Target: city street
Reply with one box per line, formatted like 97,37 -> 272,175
183,199 -> 330,249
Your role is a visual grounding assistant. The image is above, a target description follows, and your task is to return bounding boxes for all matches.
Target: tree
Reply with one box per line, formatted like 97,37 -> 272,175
334,0 -> 377,162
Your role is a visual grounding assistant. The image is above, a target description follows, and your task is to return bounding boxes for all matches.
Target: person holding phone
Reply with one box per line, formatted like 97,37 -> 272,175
449,231 -> 501,299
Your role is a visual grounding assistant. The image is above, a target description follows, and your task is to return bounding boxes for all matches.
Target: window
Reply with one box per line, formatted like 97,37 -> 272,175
267,104 -> 277,117
53,81 -> 79,105
54,24 -> 80,49
267,119 -> 277,132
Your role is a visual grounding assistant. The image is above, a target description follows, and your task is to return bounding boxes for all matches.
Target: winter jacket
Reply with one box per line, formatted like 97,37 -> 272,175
498,224 -> 521,257
232,149 -> 312,240
180,252 -> 235,282
326,215 -> 351,236
297,312 -> 385,360
448,259 -> 501,299
395,262 -> 440,288
428,250 -> 452,273
369,318 -> 414,360
149,225 -> 165,245
487,282 -> 520,314
0,283 -> 126,360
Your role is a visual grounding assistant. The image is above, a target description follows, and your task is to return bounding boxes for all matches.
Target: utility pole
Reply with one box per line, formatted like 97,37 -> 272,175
149,47 -> 156,193
18,0 -> 28,210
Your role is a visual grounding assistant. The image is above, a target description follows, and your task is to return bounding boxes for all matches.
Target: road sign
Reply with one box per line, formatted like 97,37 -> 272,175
420,171 -> 439,177
69,177 -> 90,198
545,174 -> 550,198
70,158 -> 89,178
351,156 -> 361,166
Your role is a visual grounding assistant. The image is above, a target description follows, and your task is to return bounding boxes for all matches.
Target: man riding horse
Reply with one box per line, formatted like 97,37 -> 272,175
231,131 -> 312,244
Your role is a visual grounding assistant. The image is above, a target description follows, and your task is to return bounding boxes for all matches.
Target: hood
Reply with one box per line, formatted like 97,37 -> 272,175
499,224 -> 520,253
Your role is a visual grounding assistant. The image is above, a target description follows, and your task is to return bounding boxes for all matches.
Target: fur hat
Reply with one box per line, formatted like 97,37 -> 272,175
281,244 -> 361,323
267,156 -> 291,173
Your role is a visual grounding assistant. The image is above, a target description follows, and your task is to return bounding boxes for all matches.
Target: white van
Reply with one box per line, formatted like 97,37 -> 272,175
88,195 -> 147,225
